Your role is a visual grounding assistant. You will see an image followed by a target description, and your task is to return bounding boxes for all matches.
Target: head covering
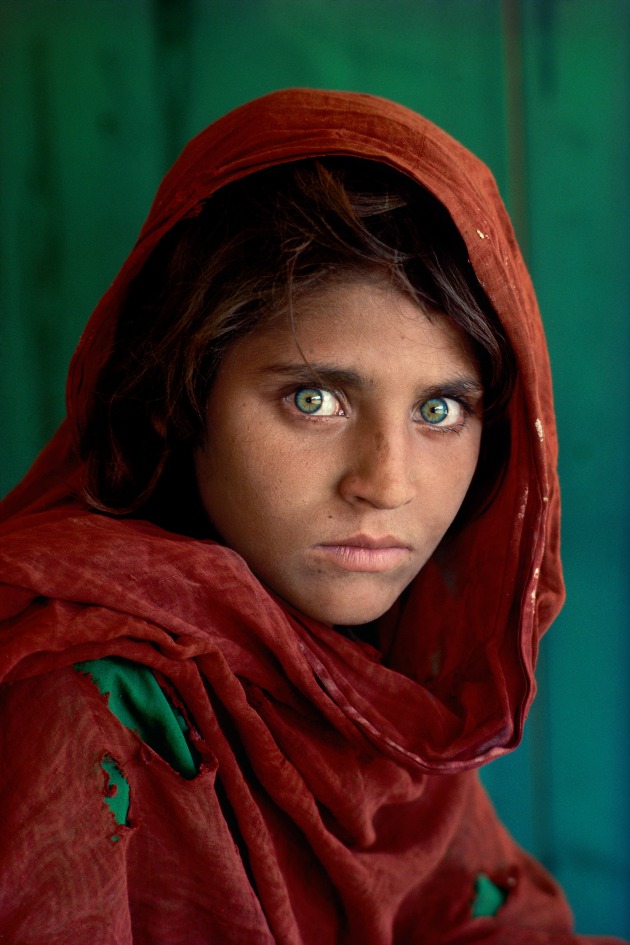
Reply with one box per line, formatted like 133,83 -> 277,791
0,87 -> 563,764
2,91 -> 608,944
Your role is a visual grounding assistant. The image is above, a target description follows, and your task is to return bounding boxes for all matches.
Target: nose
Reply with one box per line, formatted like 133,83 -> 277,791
337,423 -> 416,510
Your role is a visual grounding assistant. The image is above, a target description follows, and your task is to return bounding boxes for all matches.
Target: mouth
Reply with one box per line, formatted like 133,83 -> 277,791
314,534 -> 412,573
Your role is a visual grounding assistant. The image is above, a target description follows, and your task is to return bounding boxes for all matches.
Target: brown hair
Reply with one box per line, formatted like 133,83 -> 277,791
80,158 -> 515,530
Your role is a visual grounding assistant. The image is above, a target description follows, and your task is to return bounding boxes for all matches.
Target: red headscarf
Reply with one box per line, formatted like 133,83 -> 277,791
1,90 -> 620,943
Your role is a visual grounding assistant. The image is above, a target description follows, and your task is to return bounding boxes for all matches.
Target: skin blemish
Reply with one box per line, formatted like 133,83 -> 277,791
476,229 -> 487,239
535,418 -> 544,441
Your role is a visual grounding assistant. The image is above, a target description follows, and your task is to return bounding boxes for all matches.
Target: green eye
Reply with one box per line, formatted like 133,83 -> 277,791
420,397 -> 450,424
295,388 -> 325,414
293,387 -> 341,416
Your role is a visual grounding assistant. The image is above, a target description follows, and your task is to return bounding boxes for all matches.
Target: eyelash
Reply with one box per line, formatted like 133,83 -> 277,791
285,385 -> 477,433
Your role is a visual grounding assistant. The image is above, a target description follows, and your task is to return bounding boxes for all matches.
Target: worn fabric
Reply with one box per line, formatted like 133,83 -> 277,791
0,88 -> 622,943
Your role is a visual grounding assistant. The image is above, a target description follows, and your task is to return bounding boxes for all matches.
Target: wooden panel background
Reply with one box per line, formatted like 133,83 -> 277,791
1,0 -> 628,935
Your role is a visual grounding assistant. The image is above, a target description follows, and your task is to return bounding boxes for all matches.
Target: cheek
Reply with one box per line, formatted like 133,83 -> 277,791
195,421 -> 295,541
430,436 -> 482,524
458,438 -> 482,493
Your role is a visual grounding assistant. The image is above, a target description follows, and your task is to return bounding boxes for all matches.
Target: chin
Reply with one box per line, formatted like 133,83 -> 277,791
302,594 -> 397,629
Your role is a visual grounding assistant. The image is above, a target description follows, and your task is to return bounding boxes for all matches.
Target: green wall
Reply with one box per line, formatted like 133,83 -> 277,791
1,1 -> 628,935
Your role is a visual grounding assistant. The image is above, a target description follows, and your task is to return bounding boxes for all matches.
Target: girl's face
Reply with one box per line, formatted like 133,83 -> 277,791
194,277 -> 483,626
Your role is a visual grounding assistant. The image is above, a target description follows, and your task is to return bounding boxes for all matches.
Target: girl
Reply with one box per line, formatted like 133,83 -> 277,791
0,89 -> 622,944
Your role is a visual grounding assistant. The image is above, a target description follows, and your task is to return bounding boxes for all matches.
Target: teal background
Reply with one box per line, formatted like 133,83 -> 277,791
1,1 -> 628,935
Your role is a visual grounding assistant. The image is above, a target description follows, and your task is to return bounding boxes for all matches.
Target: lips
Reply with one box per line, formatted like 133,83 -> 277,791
320,533 -> 412,550
314,534 -> 412,573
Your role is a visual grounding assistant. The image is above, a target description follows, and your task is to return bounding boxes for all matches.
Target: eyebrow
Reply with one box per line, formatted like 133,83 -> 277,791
259,361 -> 484,398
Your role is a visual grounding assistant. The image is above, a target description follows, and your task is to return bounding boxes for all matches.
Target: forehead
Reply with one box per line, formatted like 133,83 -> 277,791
223,275 -> 481,382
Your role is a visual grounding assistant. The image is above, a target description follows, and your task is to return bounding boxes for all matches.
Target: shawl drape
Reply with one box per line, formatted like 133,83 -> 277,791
0,89 -> 622,944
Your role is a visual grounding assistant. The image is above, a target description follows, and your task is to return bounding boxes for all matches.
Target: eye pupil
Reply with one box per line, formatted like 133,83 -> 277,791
421,397 -> 449,424
295,388 -> 324,414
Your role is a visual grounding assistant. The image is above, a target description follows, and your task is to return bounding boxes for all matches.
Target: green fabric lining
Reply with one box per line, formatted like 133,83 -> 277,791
471,873 -> 507,917
101,754 -> 130,829
75,656 -> 198,779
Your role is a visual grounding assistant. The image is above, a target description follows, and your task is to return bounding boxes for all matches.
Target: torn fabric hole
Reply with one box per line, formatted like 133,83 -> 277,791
101,754 -> 130,832
76,657 -> 199,778
471,872 -> 508,918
